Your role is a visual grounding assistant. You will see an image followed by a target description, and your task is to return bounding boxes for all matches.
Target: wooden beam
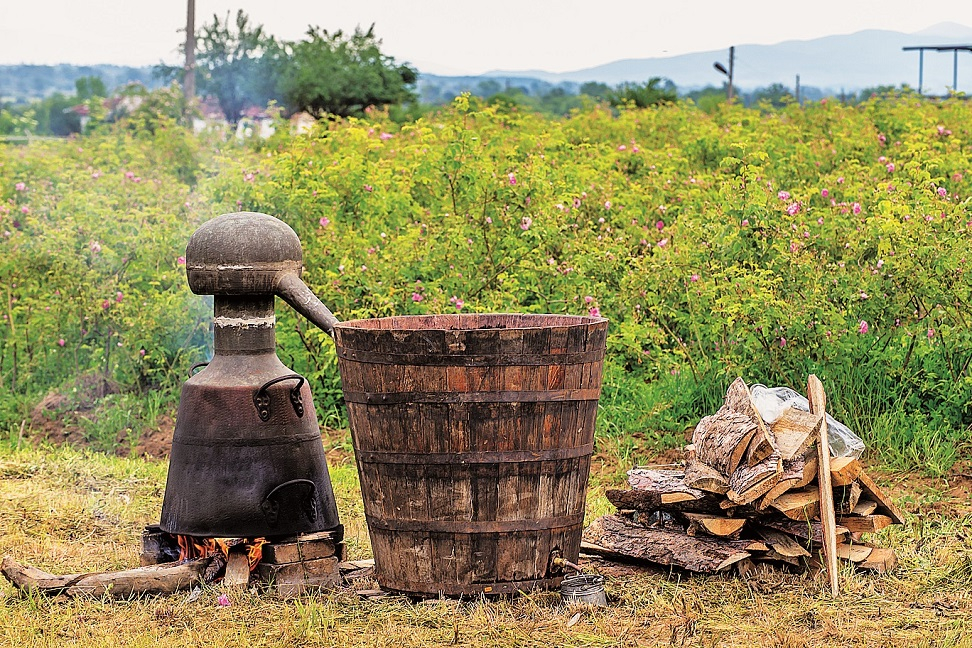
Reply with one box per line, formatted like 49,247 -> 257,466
808,374 -> 839,597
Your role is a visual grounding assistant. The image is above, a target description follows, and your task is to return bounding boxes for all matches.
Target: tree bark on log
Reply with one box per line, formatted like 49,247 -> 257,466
692,410 -> 756,477
727,451 -> 782,505
1,555 -> 212,598
725,377 -> 778,465
606,488 -> 724,514
759,517 -> 850,546
627,468 -> 703,499
582,515 -> 753,572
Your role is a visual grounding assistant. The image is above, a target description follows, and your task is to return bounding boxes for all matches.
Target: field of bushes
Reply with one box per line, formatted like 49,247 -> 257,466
4,91 -> 972,646
2,92 -> 970,472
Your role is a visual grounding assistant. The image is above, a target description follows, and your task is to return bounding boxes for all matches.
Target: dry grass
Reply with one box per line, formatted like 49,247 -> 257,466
2,441 -> 972,647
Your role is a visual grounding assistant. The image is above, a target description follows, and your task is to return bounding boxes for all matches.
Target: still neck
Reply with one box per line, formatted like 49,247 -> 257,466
212,295 -> 276,354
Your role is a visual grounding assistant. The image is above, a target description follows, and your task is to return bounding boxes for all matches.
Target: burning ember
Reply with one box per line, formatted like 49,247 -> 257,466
175,535 -> 267,576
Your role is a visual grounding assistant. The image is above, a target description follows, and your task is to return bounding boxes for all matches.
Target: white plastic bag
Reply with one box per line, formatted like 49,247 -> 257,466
750,384 -> 865,459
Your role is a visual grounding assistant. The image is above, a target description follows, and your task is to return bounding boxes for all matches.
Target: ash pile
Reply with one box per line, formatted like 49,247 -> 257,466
583,377 -> 903,577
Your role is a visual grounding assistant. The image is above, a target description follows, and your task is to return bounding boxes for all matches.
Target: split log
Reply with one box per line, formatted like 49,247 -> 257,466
761,550 -> 803,566
1,555 -> 212,598
255,556 -> 340,597
808,374 -> 839,597
627,469 -> 704,501
692,410 -> 756,477
606,488 -> 725,514
769,487 -> 820,521
856,471 -> 906,524
726,451 -> 782,505
338,559 -> 375,584
758,450 -> 817,508
830,457 -> 863,487
852,500 -> 878,516
834,482 -> 862,516
760,517 -> 850,547
835,515 -> 892,534
724,378 -> 778,465
769,407 -> 820,460
262,530 -> 343,564
683,461 -> 729,494
582,515 -> 754,573
609,470 -> 724,513
835,543 -> 873,563
757,529 -> 811,558
683,513 -> 746,539
222,552 -> 251,588
858,547 -> 898,573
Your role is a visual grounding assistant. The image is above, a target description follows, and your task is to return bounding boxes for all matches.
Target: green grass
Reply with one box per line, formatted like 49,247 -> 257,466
3,441 -> 972,647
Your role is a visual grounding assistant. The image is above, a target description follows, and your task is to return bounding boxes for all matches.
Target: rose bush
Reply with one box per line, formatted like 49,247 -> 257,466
3,92 -> 970,471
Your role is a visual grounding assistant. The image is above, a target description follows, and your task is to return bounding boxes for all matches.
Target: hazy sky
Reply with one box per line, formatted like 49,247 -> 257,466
3,1 -> 972,74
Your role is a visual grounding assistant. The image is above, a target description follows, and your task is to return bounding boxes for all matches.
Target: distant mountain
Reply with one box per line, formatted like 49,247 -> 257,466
0,64 -> 161,103
479,22 -> 972,94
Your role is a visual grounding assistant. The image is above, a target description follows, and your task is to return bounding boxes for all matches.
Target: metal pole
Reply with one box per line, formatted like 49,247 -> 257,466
796,74 -> 800,105
919,49 -> 924,95
728,46 -> 735,102
184,0 -> 196,102
954,49 -> 959,92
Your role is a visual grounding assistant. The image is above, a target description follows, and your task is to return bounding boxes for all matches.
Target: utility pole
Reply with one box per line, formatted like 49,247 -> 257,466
795,74 -> 801,105
728,46 -> 734,102
713,46 -> 735,103
184,0 -> 196,102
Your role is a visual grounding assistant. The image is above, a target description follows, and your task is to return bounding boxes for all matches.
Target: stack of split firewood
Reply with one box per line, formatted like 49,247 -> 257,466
583,377 -> 903,579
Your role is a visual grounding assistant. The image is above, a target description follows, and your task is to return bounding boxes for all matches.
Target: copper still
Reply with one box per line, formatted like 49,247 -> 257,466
159,212 -> 341,538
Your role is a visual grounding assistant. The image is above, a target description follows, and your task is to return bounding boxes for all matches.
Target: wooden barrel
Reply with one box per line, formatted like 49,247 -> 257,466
334,313 -> 608,596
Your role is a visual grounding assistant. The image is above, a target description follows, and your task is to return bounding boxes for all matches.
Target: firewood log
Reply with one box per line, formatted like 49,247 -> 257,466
724,377 -> 778,465
1,555 -> 212,598
726,451 -> 782,505
692,409 -> 756,477
769,407 -> 820,460
683,461 -> 730,494
856,471 -> 906,524
829,457 -> 863,487
858,547 -> 898,573
682,513 -> 746,539
582,515 -> 754,573
835,515 -> 892,534
768,487 -> 820,521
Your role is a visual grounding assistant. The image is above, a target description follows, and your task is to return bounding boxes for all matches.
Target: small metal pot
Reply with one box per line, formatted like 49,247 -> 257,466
560,573 -> 607,607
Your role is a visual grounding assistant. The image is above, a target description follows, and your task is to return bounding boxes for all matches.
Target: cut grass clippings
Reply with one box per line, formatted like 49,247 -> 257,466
2,441 -> 972,647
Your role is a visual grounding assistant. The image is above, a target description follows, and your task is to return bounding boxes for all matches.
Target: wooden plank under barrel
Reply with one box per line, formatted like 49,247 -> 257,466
334,313 -> 608,596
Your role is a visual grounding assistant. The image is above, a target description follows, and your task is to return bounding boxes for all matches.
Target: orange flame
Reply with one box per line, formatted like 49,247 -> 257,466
175,535 -> 267,572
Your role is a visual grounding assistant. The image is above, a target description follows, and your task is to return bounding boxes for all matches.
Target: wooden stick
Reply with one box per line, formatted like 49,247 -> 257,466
808,374 -> 839,597
1,555 -> 212,598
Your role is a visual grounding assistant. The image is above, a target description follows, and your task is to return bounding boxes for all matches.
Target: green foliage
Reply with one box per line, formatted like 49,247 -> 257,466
607,78 -> 677,108
156,10 -> 278,123
0,112 -> 210,411
4,92 -> 972,474
195,10 -> 279,123
74,76 -> 107,100
579,82 -> 612,101
750,82 -> 795,109
278,25 -> 417,118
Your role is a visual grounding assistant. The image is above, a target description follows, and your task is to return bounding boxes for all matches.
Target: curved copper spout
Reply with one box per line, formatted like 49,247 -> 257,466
274,272 -> 339,337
